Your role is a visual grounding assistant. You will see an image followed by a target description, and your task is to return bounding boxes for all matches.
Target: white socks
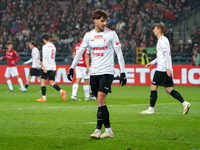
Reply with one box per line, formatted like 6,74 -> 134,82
83,85 -> 89,97
105,127 -> 112,132
149,106 -> 154,112
18,78 -> 24,89
182,101 -> 189,106
7,79 -> 13,90
72,83 -> 78,96
95,129 -> 101,133
42,96 -> 46,99
60,89 -> 62,93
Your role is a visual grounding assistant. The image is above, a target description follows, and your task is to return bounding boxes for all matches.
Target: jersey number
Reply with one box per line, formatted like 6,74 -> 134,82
51,49 -> 55,59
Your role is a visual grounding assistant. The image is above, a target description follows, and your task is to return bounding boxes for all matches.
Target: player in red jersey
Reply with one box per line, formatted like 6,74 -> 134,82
0,42 -> 26,92
71,33 -> 96,101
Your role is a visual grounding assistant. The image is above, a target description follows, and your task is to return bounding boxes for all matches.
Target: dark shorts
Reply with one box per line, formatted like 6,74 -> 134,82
90,74 -> 114,97
152,71 -> 174,87
41,70 -> 56,81
29,68 -> 42,77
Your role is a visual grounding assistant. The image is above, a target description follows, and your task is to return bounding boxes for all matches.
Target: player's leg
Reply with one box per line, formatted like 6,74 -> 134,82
12,67 -> 26,92
71,67 -> 82,101
140,71 -> 163,114
90,74 -> 114,139
165,87 -> 191,114
71,78 -> 81,101
83,67 -> 95,100
98,75 -> 114,138
49,71 -> 66,101
37,70 -> 47,101
25,75 -> 32,89
90,75 -> 101,138
5,67 -> 14,92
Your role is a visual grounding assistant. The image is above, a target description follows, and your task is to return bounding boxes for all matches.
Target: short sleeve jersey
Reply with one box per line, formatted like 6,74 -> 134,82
156,36 -> 172,72
42,42 -> 56,71
73,42 -> 89,67
31,47 -> 41,68
80,28 -> 121,75
4,49 -> 19,67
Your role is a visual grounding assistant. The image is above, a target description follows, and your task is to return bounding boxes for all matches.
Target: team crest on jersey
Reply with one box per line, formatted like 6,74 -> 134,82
94,35 -> 102,39
103,38 -> 107,43
116,42 -> 120,45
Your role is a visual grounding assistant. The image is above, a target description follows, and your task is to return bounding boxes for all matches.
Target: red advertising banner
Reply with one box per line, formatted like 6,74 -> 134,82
0,65 -> 199,86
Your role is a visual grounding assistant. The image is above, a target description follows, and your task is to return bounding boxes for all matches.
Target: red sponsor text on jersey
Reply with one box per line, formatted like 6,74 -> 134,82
90,46 -> 107,50
94,35 -> 102,39
92,53 -> 104,56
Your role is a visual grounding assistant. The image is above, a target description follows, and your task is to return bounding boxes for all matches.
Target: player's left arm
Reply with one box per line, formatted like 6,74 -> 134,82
163,39 -> 171,77
112,31 -> 126,86
42,46 -> 47,73
85,49 -> 90,74
12,51 -> 20,64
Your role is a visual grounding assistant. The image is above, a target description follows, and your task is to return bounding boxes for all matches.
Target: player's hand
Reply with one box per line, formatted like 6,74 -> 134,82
145,63 -> 152,68
67,68 -> 74,81
37,67 -> 39,70
43,68 -> 47,73
0,57 -> 3,60
120,73 -> 127,86
167,68 -> 172,77
40,62 -> 43,66
86,67 -> 89,74
11,61 -> 15,64
23,63 -> 26,65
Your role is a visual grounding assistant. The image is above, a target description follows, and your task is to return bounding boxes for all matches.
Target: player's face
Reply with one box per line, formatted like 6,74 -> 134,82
95,17 -> 107,32
153,26 -> 159,36
7,44 -> 13,50
29,43 -> 33,50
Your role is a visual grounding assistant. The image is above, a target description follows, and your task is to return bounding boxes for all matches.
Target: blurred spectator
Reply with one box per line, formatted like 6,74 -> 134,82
191,49 -> 200,66
164,7 -> 175,22
171,44 -> 178,53
18,21 -> 25,32
116,19 -> 125,31
185,39 -> 193,53
177,40 -> 185,53
11,22 -> 19,33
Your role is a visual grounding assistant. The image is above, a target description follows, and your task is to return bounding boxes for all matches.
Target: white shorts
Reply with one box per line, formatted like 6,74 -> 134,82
75,66 -> 90,79
5,67 -> 19,78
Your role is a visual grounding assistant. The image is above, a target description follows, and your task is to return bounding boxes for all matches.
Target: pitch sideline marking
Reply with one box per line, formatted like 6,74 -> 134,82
0,102 -> 199,110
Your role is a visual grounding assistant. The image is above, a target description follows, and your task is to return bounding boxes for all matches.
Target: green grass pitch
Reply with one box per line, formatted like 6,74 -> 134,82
0,84 -> 200,150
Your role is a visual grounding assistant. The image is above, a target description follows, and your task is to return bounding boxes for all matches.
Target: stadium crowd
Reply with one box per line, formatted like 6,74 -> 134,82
0,0 -> 199,57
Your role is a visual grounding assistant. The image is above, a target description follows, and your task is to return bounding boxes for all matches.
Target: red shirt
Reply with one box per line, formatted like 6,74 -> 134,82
73,42 -> 89,67
3,49 -> 20,67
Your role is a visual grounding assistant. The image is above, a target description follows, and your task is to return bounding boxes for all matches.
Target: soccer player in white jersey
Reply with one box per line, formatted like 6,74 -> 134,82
71,33 -> 96,101
37,33 -> 66,102
140,23 -> 191,115
68,9 -> 127,139
23,41 -> 42,90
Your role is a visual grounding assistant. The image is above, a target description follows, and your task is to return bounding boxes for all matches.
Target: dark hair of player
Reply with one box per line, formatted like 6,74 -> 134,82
30,41 -> 37,47
81,32 -> 86,39
155,23 -> 165,34
92,9 -> 108,20
7,42 -> 13,45
42,33 -> 50,41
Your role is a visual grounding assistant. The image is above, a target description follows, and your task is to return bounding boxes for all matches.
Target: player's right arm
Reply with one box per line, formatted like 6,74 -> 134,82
23,58 -> 32,65
70,33 -> 89,69
85,49 -> 90,74
42,46 -> 47,73
72,45 -> 76,59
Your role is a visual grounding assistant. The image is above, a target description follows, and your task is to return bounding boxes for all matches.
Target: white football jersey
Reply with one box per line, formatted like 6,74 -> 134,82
42,42 -> 56,71
156,36 -> 172,72
24,47 -> 41,68
80,28 -> 121,75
